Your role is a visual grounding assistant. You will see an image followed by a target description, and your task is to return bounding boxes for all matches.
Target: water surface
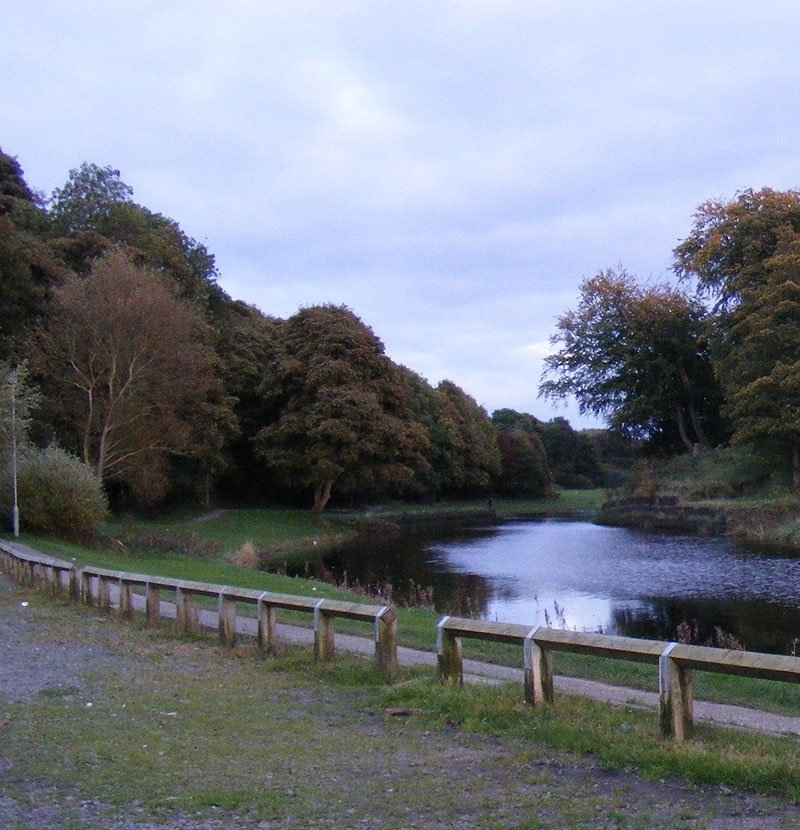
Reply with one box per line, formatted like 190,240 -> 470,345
321,518 -> 800,654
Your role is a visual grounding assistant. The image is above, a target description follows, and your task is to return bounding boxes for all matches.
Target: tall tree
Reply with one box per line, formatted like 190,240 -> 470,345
675,189 -> 800,484
491,410 -> 551,496
49,162 -> 134,235
0,149 -> 66,361
436,381 -> 501,495
49,162 -> 226,316
254,305 -> 429,512
31,249 -> 226,503
540,269 -> 722,453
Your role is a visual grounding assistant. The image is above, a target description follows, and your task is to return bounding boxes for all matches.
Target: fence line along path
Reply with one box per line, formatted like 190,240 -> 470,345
0,540 -> 397,675
5,539 -> 800,741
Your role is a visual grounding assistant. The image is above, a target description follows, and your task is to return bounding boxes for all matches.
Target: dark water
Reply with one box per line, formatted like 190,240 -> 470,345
319,518 -> 800,655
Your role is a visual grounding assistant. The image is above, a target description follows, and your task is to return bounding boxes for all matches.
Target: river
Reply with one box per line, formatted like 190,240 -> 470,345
318,517 -> 800,655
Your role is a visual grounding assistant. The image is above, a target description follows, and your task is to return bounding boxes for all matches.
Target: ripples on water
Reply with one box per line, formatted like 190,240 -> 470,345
323,518 -> 800,654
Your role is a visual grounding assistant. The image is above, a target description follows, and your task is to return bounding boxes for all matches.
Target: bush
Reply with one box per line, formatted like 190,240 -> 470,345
1,444 -> 108,538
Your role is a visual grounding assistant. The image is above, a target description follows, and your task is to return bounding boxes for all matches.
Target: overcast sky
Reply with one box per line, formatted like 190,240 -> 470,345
4,2 -> 800,427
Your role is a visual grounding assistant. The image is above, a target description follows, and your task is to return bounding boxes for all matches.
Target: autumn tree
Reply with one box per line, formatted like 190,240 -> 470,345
490,410 -> 551,496
677,193 -> 800,484
435,381 -> 501,495
32,249 -> 226,503
254,305 -> 429,512
540,269 -> 722,453
49,162 -> 226,316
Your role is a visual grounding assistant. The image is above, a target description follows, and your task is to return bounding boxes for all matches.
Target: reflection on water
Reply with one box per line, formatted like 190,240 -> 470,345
320,518 -> 800,654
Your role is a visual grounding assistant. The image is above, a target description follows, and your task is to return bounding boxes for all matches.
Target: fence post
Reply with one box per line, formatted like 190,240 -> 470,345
659,642 -> 693,741
437,617 -> 463,686
97,575 -> 111,612
218,588 -> 237,648
175,583 -> 200,635
80,571 -> 93,606
118,578 -> 133,621
314,599 -> 334,662
375,606 -> 397,675
146,581 -> 161,628
257,592 -> 277,653
524,628 -> 553,705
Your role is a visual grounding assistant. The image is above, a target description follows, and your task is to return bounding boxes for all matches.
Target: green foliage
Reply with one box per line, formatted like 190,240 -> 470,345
2,444 -> 107,537
0,361 -> 40,462
255,305 -> 430,511
0,149 -> 65,361
49,162 -> 134,234
676,189 -> 800,483
541,269 -> 723,452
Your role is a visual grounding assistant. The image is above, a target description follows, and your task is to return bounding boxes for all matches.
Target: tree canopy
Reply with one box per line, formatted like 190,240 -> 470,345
254,305 -> 430,512
540,269 -> 722,453
32,250 -> 225,503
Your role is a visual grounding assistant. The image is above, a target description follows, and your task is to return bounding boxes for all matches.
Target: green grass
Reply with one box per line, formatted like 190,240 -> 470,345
5,586 -> 800,822
384,677 -> 800,800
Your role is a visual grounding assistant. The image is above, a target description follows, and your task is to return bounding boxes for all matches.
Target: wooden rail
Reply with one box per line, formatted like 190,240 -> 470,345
6,539 -> 800,742
437,615 -> 800,742
0,541 -> 397,675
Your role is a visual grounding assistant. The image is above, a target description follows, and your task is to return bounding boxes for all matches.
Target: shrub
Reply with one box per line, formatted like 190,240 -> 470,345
1,444 -> 108,538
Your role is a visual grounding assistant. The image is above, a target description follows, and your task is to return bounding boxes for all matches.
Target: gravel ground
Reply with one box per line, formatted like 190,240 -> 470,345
3,573 -> 800,829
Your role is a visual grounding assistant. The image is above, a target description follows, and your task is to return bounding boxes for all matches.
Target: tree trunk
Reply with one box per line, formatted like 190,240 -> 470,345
674,405 -> 695,454
680,367 -> 710,451
312,479 -> 334,514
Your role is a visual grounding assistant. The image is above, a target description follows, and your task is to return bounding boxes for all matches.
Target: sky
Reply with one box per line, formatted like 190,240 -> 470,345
3,2 -> 800,428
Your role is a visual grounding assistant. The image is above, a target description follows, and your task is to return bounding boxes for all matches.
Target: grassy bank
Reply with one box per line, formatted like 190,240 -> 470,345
603,447 -> 800,549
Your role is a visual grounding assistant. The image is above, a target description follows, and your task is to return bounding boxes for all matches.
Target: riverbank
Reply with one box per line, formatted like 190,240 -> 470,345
597,447 -> 800,551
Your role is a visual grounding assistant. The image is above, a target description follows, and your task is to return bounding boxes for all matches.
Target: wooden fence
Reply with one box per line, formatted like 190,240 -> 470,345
6,539 -> 800,742
0,541 -> 397,675
437,615 -> 800,742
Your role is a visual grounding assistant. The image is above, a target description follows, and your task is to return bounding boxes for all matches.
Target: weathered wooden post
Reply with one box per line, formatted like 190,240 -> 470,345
118,577 -> 133,621
375,606 -> 398,675
175,583 -> 200,635
69,566 -> 81,601
524,629 -> 554,706
146,581 -> 161,628
80,571 -> 93,606
314,599 -> 335,662
218,588 -> 237,648
437,617 -> 463,686
97,574 -> 112,612
257,592 -> 277,653
659,642 -> 693,741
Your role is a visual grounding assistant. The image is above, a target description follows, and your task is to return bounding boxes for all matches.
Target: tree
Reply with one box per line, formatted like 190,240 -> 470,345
435,381 -> 501,495
491,410 -> 551,497
254,305 -> 429,512
49,162 -> 134,235
540,269 -> 722,453
0,149 -> 65,361
675,189 -> 800,485
31,249 -> 225,504
49,162 -> 226,316
674,188 -> 800,309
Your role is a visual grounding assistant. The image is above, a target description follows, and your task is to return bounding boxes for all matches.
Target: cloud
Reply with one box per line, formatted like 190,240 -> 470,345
3,2 -> 800,430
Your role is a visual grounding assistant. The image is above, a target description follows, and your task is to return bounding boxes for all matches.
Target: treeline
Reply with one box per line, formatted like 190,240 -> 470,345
0,148 -> 606,514
540,188 -> 800,489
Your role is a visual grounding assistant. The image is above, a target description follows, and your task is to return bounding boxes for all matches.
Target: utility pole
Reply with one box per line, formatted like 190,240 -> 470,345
9,371 -> 19,537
